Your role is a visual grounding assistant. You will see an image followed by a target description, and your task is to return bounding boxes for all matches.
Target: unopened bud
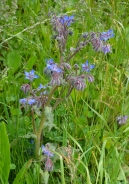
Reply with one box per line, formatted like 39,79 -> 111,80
62,62 -> 71,70
80,41 -> 84,46
20,84 -> 31,94
68,30 -> 73,36
87,75 -> 94,83
82,32 -> 88,38
45,157 -> 53,172
70,47 -> 76,52
74,64 -> 79,69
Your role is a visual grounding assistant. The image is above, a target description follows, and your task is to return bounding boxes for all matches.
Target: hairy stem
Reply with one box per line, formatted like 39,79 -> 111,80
66,35 -> 92,63
46,85 -> 58,106
35,85 -> 58,160
65,49 -> 81,63
31,110 -> 37,134
35,111 -> 46,160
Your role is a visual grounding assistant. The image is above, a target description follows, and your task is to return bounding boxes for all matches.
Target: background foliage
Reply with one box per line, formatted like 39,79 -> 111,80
1,0 -> 129,183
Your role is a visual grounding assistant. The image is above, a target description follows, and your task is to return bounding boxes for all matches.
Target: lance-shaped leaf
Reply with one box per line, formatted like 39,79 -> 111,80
13,159 -> 32,184
0,122 -> 11,184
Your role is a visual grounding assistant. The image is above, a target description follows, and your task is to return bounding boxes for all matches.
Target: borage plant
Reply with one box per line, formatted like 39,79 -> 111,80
19,14 -> 114,175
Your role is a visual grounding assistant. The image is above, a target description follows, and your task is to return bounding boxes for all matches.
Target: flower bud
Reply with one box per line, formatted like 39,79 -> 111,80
45,157 -> 53,172
69,76 -> 86,91
20,84 -> 31,94
70,47 -> 76,52
82,32 -> 88,38
74,64 -> 79,69
80,41 -> 84,46
68,30 -> 73,36
86,75 -> 94,83
62,62 -> 71,70
50,72 -> 62,86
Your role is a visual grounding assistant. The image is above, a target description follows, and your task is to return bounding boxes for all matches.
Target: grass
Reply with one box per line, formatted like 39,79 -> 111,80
1,0 -> 129,183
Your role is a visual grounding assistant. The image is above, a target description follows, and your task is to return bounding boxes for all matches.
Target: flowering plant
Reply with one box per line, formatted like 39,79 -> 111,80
19,14 -> 114,173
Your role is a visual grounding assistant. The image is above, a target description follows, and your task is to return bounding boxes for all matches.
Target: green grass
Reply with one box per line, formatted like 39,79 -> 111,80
1,0 -> 129,183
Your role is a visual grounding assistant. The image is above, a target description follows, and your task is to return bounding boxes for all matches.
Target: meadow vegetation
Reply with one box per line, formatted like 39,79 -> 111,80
0,0 -> 129,183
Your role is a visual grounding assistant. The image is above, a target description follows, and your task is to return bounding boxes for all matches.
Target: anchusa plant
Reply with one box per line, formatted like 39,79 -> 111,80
19,14 -> 114,175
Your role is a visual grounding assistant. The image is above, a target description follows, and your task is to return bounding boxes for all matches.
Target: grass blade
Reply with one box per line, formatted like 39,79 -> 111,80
0,122 -> 11,184
13,159 -> 32,184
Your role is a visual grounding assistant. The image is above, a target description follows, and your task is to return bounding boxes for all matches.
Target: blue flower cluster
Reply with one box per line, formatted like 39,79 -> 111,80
100,29 -> 114,54
91,29 -> 114,54
19,15 -> 115,105
20,98 -> 36,105
46,59 -> 62,73
20,69 -> 48,107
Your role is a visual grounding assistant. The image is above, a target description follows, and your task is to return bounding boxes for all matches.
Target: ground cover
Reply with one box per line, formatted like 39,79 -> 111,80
0,0 -> 129,183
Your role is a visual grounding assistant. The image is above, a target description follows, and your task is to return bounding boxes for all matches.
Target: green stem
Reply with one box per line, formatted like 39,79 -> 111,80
31,110 -> 37,134
52,98 -> 64,111
35,85 -> 58,160
46,86 -> 58,106
35,111 -> 46,160
65,37 -> 92,63
52,87 -> 66,111
65,49 -> 80,63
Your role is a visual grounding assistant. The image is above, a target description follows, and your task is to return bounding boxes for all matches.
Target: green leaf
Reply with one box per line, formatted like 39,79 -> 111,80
10,107 -> 21,116
44,107 -> 56,131
0,122 -> 11,184
25,55 -> 37,70
10,164 -> 16,170
7,51 -> 21,73
13,159 -> 32,184
25,172 -> 33,184
43,171 -> 49,184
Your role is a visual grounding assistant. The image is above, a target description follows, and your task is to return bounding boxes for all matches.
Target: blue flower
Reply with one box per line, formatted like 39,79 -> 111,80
60,15 -> 74,26
47,64 -> 62,73
117,116 -> 128,125
82,60 -> 95,72
38,84 -> 47,90
46,59 -> 55,65
24,70 -> 39,82
19,98 -> 27,104
102,44 -> 111,54
19,98 -> 36,105
100,29 -> 114,41
45,59 -> 62,73
42,145 -> 53,157
40,90 -> 49,95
